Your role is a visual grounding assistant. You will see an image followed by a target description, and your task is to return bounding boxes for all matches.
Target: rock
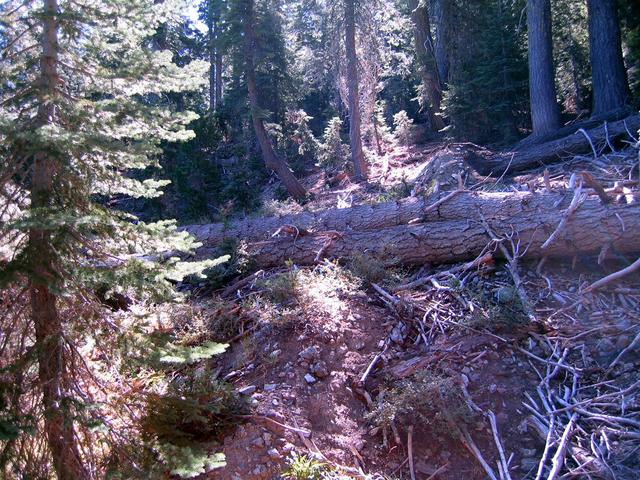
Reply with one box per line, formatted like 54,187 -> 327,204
272,399 -> 279,406
311,361 -> 329,378
262,433 -> 272,445
390,322 -> 407,344
238,385 -> 257,395
489,384 -> 497,393
252,464 -> 267,475
264,383 -> 278,392
299,345 -> 321,361
304,373 -> 317,384
251,437 -> 265,448
267,448 -> 280,459
270,349 -> 282,359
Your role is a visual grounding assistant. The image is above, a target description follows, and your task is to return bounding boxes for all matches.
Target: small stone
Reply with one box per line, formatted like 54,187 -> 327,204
311,361 -> 329,378
267,448 -> 280,459
299,345 -> 321,361
251,398 -> 259,407
489,384 -> 497,393
390,322 -> 407,344
238,385 -> 257,395
264,383 -> 278,392
262,433 -> 272,445
282,442 -> 295,453
272,399 -> 279,406
270,349 -> 282,359
252,464 -> 267,475
304,373 -> 317,384
251,437 -> 265,448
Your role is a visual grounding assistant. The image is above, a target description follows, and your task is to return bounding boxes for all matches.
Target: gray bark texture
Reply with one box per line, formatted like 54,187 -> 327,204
344,0 -> 368,181
587,0 -> 631,115
409,0 -> 445,131
465,113 -> 640,176
527,0 -> 560,137
187,191 -> 640,268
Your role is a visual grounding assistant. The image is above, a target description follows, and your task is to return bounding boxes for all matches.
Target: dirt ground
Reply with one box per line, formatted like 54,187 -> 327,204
203,143 -> 640,480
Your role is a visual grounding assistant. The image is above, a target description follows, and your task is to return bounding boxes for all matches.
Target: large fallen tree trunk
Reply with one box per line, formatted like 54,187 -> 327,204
192,192 -> 640,268
186,189 -> 635,249
465,113 -> 640,176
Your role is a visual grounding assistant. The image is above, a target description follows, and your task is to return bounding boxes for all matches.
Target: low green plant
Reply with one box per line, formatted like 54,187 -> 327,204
282,453 -> 333,480
140,371 -> 247,446
258,264 -> 300,305
347,253 -> 388,285
367,371 -> 477,440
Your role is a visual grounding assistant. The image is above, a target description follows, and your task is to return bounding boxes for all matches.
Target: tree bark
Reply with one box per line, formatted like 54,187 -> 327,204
192,193 -> 640,268
207,2 -> 222,110
587,0 -> 631,116
465,113 -> 640,176
344,0 -> 368,181
32,1 -> 88,478
409,0 -> 445,131
527,0 -> 560,137
242,0 -> 307,200
432,0 -> 449,85
187,188 -> 599,248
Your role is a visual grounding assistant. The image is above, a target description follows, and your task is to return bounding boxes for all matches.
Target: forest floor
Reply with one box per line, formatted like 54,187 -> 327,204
200,143 -> 640,480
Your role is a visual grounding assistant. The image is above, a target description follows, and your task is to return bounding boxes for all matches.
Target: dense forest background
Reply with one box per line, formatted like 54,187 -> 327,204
139,0 -> 640,224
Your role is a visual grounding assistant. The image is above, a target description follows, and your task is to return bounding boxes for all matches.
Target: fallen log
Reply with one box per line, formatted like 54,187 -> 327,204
193,194 -> 640,268
185,189 -> 630,249
465,113 -> 640,176
513,107 -> 633,150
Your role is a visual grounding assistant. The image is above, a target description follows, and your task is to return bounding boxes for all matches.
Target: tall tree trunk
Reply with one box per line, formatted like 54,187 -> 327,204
432,0 -> 449,86
587,0 -> 631,116
208,2 -> 223,110
527,0 -> 560,137
243,0 -> 306,200
409,0 -> 445,131
344,0 -> 368,181
32,1 -> 88,478
215,45 -> 223,108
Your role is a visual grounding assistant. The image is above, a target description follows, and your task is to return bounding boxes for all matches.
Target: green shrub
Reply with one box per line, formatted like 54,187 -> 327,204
393,110 -> 413,145
258,266 -> 300,305
318,117 -> 350,172
282,453 -> 332,480
347,253 -> 388,285
367,371 -> 477,439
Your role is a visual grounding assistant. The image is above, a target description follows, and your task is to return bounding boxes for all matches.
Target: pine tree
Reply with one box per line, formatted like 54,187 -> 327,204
0,0 -> 219,476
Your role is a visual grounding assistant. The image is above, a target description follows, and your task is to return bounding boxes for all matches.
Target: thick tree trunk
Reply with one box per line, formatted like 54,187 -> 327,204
208,7 -> 221,111
409,0 -> 445,131
243,0 -> 306,200
32,1 -> 88,478
465,113 -> 640,176
587,0 -> 631,116
192,193 -> 640,268
432,0 -> 449,85
187,188 -> 604,248
527,0 -> 560,137
344,0 -> 368,181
